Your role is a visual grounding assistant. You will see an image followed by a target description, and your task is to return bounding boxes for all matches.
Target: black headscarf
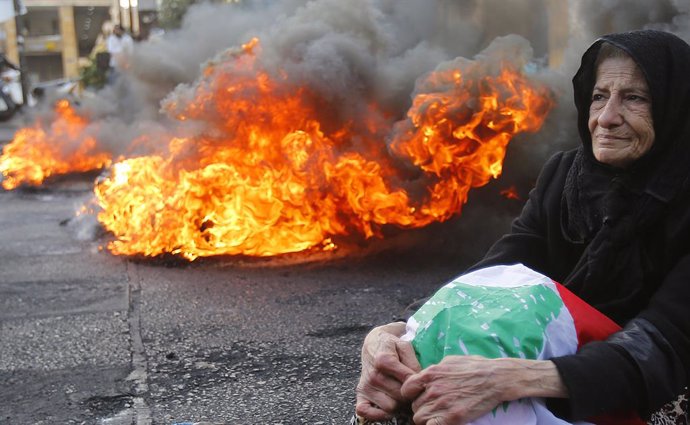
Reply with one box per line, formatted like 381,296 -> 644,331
562,30 -> 690,324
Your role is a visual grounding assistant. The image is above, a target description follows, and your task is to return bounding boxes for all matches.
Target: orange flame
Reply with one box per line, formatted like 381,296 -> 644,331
500,186 -> 521,201
389,66 -> 550,224
0,100 -> 112,190
94,40 -> 553,260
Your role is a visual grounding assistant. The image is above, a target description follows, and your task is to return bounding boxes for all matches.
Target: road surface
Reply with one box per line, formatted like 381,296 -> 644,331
0,137 -> 488,423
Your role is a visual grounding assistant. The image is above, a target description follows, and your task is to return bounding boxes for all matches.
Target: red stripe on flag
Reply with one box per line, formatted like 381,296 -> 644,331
554,282 -> 646,425
554,282 -> 621,347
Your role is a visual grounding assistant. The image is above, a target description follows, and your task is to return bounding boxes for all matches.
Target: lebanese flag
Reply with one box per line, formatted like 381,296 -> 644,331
401,263 -> 645,425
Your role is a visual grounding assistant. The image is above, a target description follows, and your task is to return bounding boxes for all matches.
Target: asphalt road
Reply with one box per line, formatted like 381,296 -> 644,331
0,119 -> 499,424
0,116 -> 20,144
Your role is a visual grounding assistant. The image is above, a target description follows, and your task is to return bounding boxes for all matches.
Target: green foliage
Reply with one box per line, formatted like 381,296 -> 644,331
158,0 -> 198,29
80,58 -> 107,90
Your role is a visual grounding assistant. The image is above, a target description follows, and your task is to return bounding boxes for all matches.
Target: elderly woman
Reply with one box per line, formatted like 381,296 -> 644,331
355,29 -> 690,424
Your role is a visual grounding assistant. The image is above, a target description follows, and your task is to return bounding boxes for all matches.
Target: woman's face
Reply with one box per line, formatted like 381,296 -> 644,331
588,55 -> 655,168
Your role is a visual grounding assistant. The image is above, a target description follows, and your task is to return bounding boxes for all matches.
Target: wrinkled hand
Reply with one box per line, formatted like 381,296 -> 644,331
355,322 -> 421,421
400,355 -> 507,425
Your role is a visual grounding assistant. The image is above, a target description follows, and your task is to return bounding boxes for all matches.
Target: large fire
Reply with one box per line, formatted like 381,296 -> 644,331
94,40 -> 552,259
0,38 -> 552,260
0,100 -> 112,190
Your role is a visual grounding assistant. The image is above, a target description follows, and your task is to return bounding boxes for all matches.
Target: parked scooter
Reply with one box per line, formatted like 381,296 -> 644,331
0,54 -> 22,121
0,54 -> 78,121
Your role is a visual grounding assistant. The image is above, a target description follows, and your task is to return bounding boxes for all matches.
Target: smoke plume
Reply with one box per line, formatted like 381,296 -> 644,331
19,0 -> 690,262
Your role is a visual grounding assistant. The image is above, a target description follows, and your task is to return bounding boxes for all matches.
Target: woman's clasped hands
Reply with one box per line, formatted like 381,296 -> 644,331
354,323 -> 518,425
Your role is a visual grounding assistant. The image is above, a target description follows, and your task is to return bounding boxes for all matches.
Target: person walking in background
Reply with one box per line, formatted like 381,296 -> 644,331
105,24 -> 133,83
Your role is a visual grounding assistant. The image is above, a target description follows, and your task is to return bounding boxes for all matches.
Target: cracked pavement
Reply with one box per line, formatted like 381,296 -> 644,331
0,175 -> 487,424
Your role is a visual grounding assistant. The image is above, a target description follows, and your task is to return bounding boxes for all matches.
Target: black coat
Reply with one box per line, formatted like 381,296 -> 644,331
470,29 -> 690,421
472,148 -> 690,419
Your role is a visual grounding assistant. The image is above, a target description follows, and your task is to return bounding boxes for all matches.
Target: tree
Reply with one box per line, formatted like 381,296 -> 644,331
158,0 -> 198,29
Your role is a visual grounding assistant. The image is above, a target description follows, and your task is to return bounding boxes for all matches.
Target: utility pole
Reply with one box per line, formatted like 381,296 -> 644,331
12,0 -> 28,105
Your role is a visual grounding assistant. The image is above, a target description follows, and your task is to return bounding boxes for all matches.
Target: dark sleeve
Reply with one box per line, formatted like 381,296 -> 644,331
469,151 -> 565,273
550,254 -> 690,420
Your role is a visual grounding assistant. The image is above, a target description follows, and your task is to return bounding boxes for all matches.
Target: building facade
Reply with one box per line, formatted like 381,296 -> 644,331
1,0 -> 157,84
